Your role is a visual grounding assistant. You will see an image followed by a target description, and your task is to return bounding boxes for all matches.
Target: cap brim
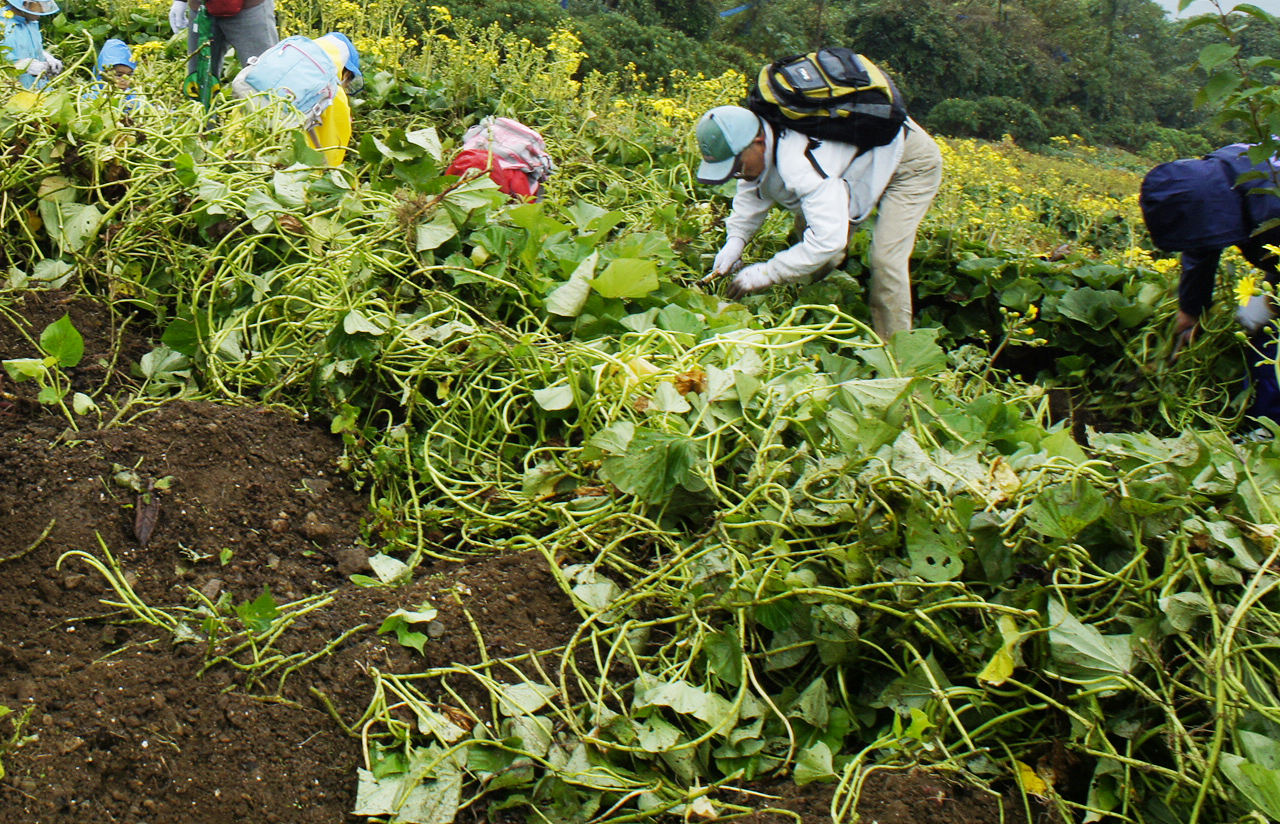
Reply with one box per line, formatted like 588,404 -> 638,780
696,157 -> 736,185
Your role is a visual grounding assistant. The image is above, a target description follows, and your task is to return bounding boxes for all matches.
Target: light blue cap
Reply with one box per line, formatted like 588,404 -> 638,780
7,0 -> 59,16
695,105 -> 760,184
321,32 -> 361,82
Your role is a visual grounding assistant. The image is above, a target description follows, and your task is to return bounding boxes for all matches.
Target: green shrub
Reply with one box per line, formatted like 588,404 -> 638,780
927,97 -> 1048,145
926,98 -> 983,138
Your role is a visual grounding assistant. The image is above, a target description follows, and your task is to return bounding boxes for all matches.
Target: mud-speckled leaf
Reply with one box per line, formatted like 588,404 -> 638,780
368,553 -> 410,584
353,755 -> 462,824
497,683 -> 557,716
794,741 -> 835,785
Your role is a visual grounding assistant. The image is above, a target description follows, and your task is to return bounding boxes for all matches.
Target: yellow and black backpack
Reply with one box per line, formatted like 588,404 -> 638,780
746,48 -> 907,152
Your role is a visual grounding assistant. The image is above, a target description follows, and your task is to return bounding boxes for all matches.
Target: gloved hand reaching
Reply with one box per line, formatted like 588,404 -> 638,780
169,0 -> 189,33
1238,294 -> 1276,335
712,237 -> 746,277
726,262 -> 776,300
41,51 -> 62,75
16,58 -> 49,77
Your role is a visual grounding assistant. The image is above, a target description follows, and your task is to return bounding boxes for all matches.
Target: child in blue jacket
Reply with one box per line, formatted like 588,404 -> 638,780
1,0 -> 61,89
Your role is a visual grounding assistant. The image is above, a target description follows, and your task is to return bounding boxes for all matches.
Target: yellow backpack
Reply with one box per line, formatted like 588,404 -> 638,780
746,48 -> 907,151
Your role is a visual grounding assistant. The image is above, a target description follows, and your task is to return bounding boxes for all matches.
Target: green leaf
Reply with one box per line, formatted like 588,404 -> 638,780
600,427 -> 704,504
140,346 -> 190,381
5,357 -> 48,382
1048,599 -> 1132,689
244,189 -> 284,232
1199,43 -> 1241,71
702,630 -> 743,686
497,683 -> 557,716
1221,752 -> 1280,820
1200,69 -> 1243,107
533,385 -> 575,411
837,378 -> 911,413
546,252 -> 597,317
591,258 -> 659,298
415,210 -> 458,251
1027,479 -> 1106,539
72,392 -> 98,415
794,741 -> 835,785
236,587 -> 280,634
888,328 -> 947,376
343,309 -> 386,336
1158,591 -> 1213,632
272,168 -> 309,208
40,314 -> 84,368
406,127 -> 443,161
378,613 -> 430,655
636,679 -> 733,726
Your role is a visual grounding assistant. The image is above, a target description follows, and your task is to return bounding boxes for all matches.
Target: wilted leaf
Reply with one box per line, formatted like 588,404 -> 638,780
546,252 -> 598,317
533,385 -> 575,411
1047,599 -> 1132,689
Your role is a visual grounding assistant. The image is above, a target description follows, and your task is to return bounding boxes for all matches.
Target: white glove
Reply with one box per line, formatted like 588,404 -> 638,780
16,58 -> 49,77
169,0 -> 189,33
712,237 -> 746,277
41,51 -> 61,75
1237,294 -> 1276,335
726,262 -> 777,300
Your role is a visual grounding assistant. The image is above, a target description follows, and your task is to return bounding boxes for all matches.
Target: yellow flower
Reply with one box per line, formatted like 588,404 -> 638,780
1236,274 -> 1259,307
1026,304 -> 1038,320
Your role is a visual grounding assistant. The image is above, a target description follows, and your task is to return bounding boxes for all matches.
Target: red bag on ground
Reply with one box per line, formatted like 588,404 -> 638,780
446,148 -> 537,199
446,117 -> 555,200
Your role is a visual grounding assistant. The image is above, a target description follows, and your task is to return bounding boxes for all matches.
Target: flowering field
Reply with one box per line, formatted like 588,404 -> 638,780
1,7 -> 1279,824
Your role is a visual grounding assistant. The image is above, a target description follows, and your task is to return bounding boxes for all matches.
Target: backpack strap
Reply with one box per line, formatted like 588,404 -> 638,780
804,135 -> 828,179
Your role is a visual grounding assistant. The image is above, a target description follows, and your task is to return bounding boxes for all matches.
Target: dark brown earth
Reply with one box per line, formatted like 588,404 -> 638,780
0,290 -> 1057,824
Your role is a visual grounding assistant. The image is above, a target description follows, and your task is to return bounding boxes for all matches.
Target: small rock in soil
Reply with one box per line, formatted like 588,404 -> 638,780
335,548 -> 370,576
14,680 -> 37,702
299,511 -> 335,543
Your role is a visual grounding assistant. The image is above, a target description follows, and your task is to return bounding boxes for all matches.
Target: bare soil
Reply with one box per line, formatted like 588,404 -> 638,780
0,290 -> 1058,824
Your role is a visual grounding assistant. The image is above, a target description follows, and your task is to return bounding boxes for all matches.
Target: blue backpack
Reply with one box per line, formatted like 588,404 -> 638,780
1141,144 -> 1280,252
241,36 -> 339,129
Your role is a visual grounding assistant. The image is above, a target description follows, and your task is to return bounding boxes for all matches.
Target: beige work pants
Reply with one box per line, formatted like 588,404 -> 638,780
868,124 -> 943,339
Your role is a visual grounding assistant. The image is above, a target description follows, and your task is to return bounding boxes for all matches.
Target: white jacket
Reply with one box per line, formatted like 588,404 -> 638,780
724,120 -> 910,284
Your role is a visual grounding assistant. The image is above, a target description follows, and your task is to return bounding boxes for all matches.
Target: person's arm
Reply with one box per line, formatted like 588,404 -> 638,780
1178,248 -> 1221,321
763,177 -> 851,283
723,181 -> 771,246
